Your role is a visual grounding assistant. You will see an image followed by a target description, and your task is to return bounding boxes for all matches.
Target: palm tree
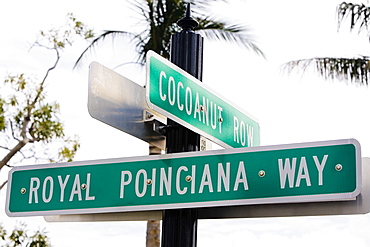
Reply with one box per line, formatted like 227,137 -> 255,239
283,2 -> 370,86
74,0 -> 264,68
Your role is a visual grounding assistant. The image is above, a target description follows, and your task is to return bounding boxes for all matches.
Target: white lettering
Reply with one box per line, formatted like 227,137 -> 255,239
85,173 -> 95,201
247,125 -> 254,147
210,102 -> 217,130
278,158 -> 297,189
135,169 -> 147,197
295,157 -> 311,187
185,87 -> 192,115
194,93 -> 201,121
176,166 -> 188,195
234,116 -> 239,143
217,162 -> 230,192
160,167 -> 172,196
159,71 -> 167,101
29,177 -> 40,204
120,171 -> 132,198
58,175 -> 70,202
218,106 -> 223,133
202,96 -> 209,125
233,161 -> 248,191
42,176 -> 53,203
313,155 -> 328,186
199,164 -> 213,193
168,76 -> 176,106
151,168 -> 156,196
69,175 -> 82,201
240,120 -> 246,146
191,165 -> 196,194
156,72 -> 229,135
177,82 -> 184,111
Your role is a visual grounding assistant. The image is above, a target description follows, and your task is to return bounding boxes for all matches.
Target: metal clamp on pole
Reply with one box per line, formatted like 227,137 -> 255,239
143,110 -> 167,135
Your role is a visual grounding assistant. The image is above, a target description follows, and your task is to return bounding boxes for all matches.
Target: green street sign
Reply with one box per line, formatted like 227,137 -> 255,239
145,51 -> 260,148
6,139 -> 361,217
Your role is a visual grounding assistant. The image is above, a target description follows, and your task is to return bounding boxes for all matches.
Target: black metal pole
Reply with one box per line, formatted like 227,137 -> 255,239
161,4 -> 203,247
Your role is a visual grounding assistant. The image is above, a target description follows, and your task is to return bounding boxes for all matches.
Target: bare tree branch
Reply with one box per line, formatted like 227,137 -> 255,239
30,43 -> 60,108
0,13 -> 86,189
0,139 -> 28,170
10,121 -> 20,142
0,145 -> 10,151
0,180 -> 7,190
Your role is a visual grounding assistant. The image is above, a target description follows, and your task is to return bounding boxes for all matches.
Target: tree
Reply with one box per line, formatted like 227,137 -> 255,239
0,12 -> 94,247
283,2 -> 370,85
0,13 -> 94,189
0,223 -> 50,247
74,0 -> 264,68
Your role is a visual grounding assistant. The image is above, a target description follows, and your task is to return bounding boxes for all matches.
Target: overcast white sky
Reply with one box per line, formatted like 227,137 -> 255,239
1,0 -> 370,246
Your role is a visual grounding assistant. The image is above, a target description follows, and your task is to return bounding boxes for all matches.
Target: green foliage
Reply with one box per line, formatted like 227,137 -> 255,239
31,103 -> 64,142
282,56 -> 370,85
75,0 -> 263,67
0,224 -> 50,247
136,0 -> 187,60
1,12 -> 93,175
8,229 -> 26,246
0,98 -> 5,131
38,13 -> 94,49
58,137 -> 80,162
0,11 -> 91,247
196,18 -> 262,54
337,2 -> 370,35
283,2 -> 370,85
27,230 -> 50,247
0,225 -> 6,241
1,74 -> 65,143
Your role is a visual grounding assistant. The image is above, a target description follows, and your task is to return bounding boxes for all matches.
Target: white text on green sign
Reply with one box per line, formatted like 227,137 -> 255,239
146,50 -> 260,148
6,139 -> 361,217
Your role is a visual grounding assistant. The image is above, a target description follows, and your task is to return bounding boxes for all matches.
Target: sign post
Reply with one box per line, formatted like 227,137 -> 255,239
4,5 -> 368,247
161,5 -> 202,247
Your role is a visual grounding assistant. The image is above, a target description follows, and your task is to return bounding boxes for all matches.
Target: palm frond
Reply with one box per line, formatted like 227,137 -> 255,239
196,19 -> 264,58
131,0 -> 185,63
337,2 -> 370,36
73,30 -> 142,69
76,0 -> 264,68
283,57 -> 370,85
189,0 -> 227,11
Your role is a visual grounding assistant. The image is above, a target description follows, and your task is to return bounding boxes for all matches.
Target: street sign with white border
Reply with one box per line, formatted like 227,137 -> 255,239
6,139 -> 361,217
145,50 -> 260,148
45,157 -> 370,222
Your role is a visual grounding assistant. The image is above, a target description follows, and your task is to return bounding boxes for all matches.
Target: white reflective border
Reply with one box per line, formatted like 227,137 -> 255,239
46,157 -> 369,222
7,139 -> 361,217
145,50 -> 260,148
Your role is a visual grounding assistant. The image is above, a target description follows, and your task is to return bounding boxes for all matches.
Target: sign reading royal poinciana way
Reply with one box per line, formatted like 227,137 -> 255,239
6,139 -> 361,217
145,50 -> 260,148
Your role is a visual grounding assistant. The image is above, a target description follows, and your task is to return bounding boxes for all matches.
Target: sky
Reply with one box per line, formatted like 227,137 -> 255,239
1,0 -> 370,246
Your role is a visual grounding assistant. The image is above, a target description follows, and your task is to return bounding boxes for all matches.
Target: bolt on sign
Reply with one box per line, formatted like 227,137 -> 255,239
6,139 -> 361,217
145,51 -> 260,148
